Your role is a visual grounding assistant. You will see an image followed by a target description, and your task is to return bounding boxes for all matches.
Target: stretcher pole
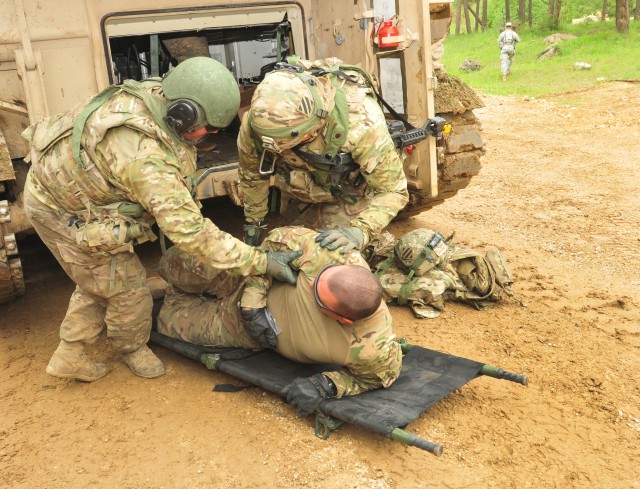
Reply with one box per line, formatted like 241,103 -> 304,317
391,428 -> 444,456
480,365 -> 528,386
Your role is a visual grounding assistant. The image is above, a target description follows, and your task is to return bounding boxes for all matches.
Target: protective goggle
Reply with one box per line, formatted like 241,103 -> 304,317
310,264 -> 353,325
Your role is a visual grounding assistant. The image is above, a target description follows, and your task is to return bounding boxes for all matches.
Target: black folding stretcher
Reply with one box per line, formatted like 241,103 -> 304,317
150,331 -> 527,456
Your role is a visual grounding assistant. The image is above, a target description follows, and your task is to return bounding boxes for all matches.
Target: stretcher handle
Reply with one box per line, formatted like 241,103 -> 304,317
391,428 -> 443,456
481,365 -> 529,386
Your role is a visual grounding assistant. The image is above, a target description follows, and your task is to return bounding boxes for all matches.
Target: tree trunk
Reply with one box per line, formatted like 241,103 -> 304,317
548,0 -> 555,18
635,0 -> 640,21
554,0 -> 562,25
505,0 -> 511,21
483,0 -> 489,30
528,0 -> 533,27
602,0 -> 608,20
475,0 -> 481,31
464,0 -> 472,33
616,0 -> 630,32
456,0 -> 462,34
518,0 -> 526,24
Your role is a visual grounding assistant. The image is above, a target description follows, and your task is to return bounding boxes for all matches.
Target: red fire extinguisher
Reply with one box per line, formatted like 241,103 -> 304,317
377,19 -> 400,48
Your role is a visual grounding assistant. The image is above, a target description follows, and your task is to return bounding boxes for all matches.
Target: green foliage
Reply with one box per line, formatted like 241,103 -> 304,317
442,21 -> 640,97
454,0 -> 615,30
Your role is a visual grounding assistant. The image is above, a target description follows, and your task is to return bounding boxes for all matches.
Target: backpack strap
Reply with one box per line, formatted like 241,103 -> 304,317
373,255 -> 396,277
397,276 -> 419,306
72,85 -> 121,169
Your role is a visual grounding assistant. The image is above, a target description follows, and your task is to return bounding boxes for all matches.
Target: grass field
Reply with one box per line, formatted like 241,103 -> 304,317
442,21 -> 640,97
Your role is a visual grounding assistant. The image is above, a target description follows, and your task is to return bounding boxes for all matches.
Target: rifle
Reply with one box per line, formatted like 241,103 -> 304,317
386,116 -> 451,149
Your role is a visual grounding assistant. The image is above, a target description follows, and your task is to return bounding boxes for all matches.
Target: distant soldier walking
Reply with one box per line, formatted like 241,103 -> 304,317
498,22 -> 521,81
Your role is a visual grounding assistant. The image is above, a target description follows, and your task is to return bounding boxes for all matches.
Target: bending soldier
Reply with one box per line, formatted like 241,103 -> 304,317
238,57 -> 409,254
22,57 -> 301,382
157,226 -> 402,416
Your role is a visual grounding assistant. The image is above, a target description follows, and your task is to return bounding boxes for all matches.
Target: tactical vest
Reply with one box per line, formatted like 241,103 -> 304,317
23,80 -> 197,255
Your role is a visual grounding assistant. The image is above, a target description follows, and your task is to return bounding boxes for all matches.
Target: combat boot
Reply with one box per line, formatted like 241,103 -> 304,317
123,345 -> 165,379
147,275 -> 169,300
46,340 -> 109,382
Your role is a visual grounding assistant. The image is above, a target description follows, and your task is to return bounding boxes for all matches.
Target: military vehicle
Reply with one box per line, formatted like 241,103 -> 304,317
0,0 -> 484,302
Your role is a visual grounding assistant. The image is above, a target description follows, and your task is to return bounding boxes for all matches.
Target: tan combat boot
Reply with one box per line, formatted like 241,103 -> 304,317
46,340 -> 109,382
147,275 -> 169,300
122,345 -> 165,379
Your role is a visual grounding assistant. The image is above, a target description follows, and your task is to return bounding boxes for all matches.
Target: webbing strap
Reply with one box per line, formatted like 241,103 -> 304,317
374,256 -> 396,277
409,242 -> 435,276
397,276 -> 418,306
72,85 -> 120,168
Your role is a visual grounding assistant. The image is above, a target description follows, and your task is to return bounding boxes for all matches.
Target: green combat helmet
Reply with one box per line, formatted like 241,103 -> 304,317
393,228 -> 452,277
162,56 -> 240,129
248,69 -> 336,151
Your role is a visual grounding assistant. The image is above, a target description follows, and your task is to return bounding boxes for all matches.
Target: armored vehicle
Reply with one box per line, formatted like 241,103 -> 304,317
0,0 -> 484,302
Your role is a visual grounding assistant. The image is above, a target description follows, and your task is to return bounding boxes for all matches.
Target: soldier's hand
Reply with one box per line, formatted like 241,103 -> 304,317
315,227 -> 366,254
243,221 -> 267,246
240,307 -> 280,349
285,374 -> 337,417
265,250 -> 303,285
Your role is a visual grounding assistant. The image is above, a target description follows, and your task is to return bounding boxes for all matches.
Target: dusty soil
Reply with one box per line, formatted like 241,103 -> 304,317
1,81 -> 639,489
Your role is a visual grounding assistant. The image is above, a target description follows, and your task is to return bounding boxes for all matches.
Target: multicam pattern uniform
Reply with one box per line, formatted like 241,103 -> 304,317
157,226 -> 402,398
22,82 -> 266,352
238,59 -> 409,241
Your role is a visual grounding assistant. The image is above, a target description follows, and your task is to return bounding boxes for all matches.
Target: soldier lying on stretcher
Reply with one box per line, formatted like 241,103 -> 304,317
156,226 -> 402,417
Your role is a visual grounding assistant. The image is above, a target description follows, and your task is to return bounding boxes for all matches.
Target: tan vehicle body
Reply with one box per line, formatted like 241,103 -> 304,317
0,0 -> 483,302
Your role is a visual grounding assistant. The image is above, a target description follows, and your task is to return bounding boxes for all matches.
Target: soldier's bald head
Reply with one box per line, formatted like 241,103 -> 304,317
315,265 -> 383,322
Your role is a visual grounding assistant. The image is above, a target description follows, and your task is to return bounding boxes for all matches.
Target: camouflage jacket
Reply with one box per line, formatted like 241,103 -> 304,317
237,60 -> 409,241
23,81 -> 267,276
157,226 -> 402,398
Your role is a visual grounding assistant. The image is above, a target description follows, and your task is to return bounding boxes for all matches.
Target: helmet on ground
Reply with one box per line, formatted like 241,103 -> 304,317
248,69 -> 335,151
394,228 -> 449,276
162,57 -> 240,130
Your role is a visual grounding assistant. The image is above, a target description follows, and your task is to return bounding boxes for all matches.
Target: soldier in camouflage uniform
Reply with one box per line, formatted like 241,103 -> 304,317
157,226 -> 402,416
238,57 -> 409,255
22,57 -> 301,382
498,22 -> 521,81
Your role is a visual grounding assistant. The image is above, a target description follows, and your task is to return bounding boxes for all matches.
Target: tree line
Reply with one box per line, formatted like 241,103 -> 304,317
454,0 -> 639,33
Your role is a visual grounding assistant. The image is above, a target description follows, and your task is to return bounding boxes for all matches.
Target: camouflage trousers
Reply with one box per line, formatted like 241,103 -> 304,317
23,182 -> 152,352
278,193 -> 370,230
157,287 -> 259,350
500,48 -> 515,76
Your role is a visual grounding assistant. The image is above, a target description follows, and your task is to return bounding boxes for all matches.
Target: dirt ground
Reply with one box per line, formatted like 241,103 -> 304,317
1,81 -> 639,489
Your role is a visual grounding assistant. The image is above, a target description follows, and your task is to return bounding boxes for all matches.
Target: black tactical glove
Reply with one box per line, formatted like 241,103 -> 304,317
315,227 -> 366,254
240,307 -> 280,349
285,373 -> 337,417
243,221 -> 267,246
265,250 -> 303,285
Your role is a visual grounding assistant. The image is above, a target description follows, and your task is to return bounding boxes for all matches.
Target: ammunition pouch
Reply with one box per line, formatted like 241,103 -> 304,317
74,202 -> 156,255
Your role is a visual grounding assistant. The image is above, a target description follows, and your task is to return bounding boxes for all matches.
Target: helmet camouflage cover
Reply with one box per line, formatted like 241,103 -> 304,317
162,56 -> 241,129
394,228 -> 452,276
248,69 -> 335,151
